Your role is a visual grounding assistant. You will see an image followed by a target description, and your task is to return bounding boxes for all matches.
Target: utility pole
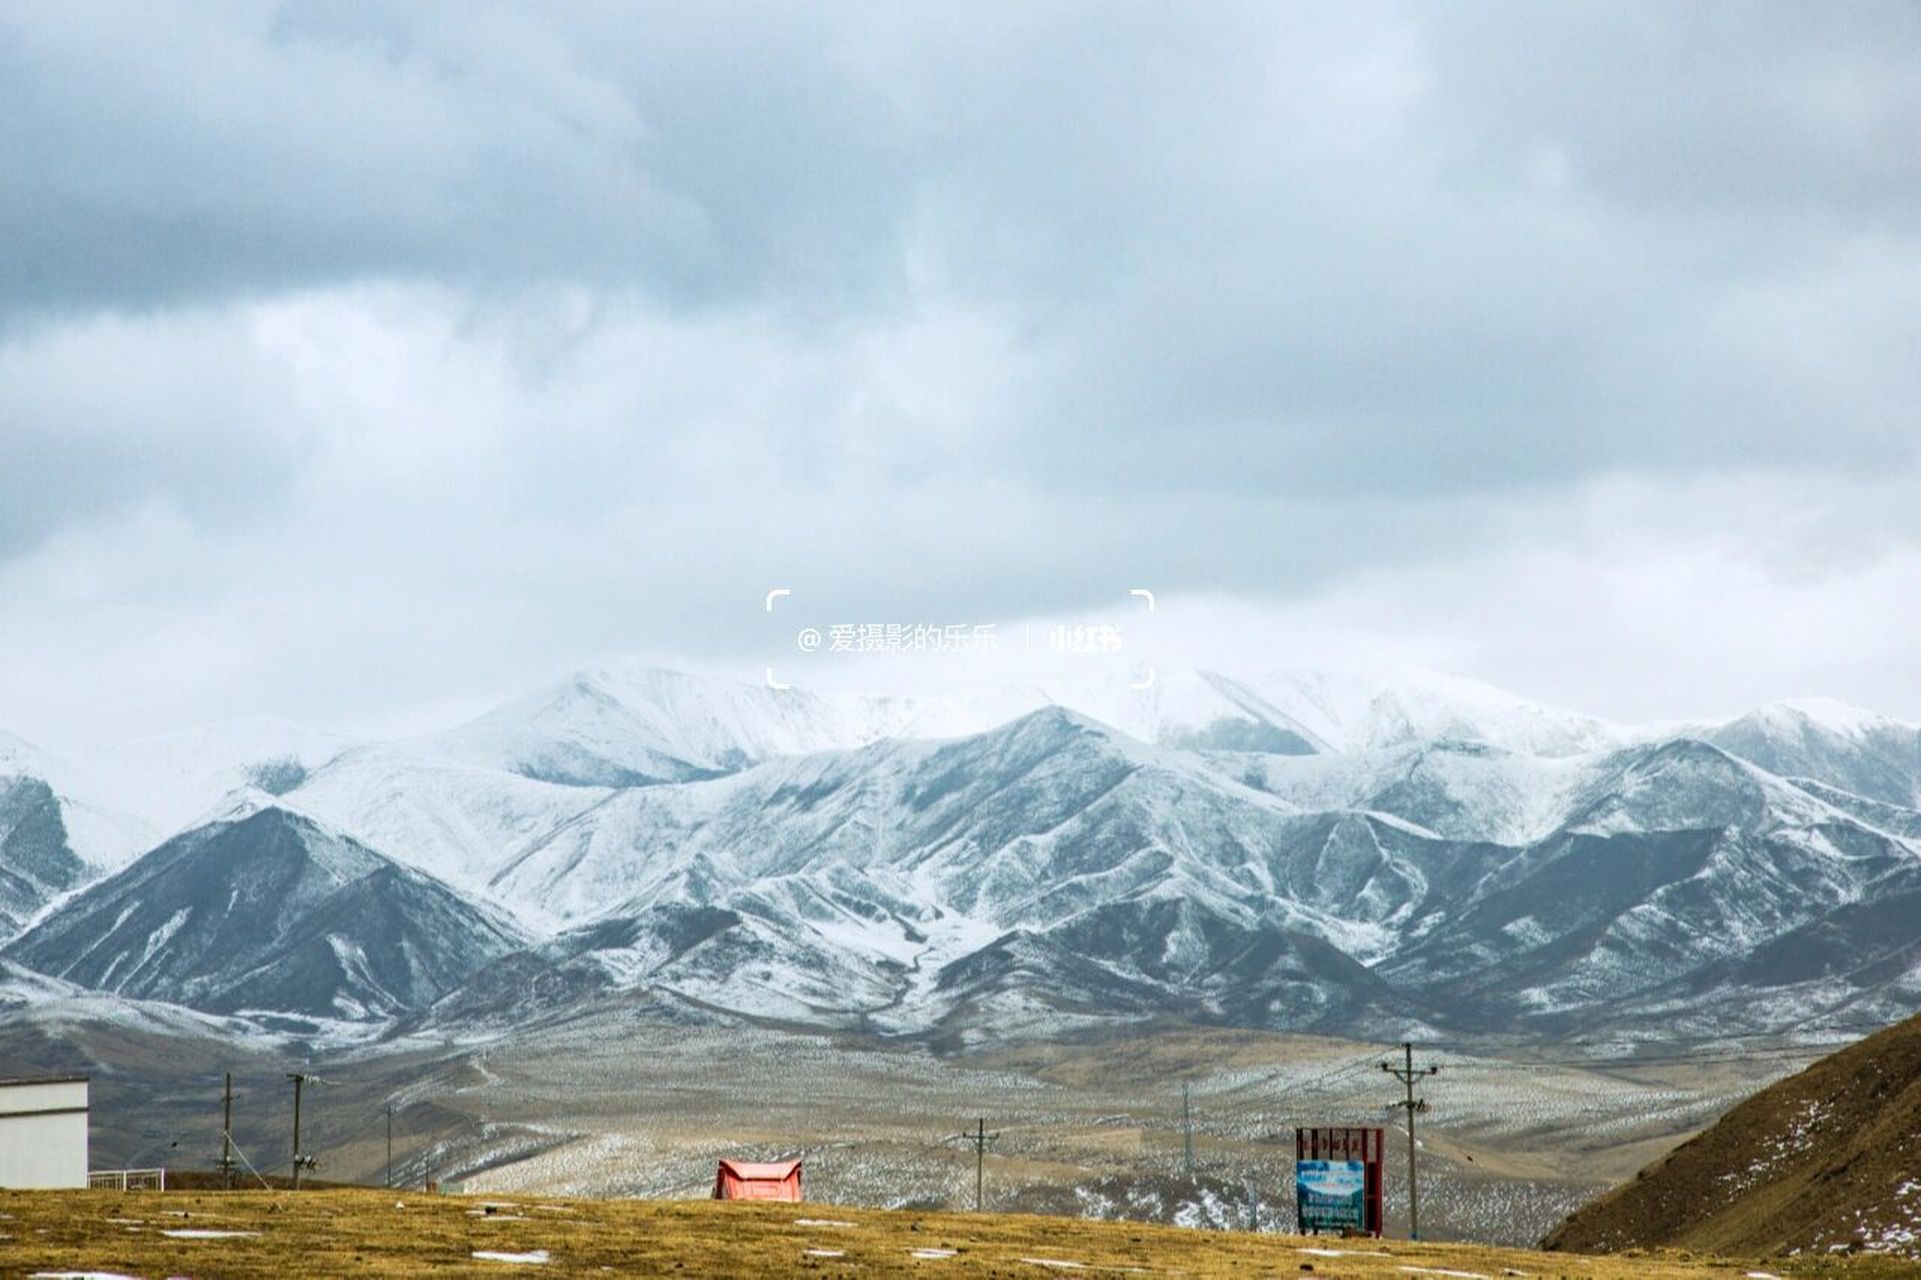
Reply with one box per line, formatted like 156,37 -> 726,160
972,1118 -> 993,1212
1181,1082 -> 1195,1177
287,1072 -> 320,1190
386,1103 -> 396,1189
1381,1042 -> 1439,1240
949,1119 -> 999,1212
218,1072 -> 235,1190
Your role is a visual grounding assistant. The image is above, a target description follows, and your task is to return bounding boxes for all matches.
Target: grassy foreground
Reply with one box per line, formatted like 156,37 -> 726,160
0,1188 -> 1909,1278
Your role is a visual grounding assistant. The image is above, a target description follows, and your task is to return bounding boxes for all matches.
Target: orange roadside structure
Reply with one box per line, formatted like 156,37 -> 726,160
713,1158 -> 803,1201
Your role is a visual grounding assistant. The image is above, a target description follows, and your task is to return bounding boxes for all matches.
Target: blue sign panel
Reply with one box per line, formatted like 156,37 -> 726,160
1296,1159 -> 1367,1233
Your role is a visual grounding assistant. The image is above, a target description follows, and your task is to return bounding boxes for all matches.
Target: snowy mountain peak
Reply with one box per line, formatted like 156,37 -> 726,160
1752,697 -> 1909,736
188,784 -> 303,829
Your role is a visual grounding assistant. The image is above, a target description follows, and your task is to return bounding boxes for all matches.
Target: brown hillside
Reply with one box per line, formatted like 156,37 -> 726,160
1546,1014 -> 1921,1260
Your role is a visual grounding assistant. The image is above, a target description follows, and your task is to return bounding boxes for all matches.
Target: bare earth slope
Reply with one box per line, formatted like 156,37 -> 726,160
1547,1013 -> 1921,1259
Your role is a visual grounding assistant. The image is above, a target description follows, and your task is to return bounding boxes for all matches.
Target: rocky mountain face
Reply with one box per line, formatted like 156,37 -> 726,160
0,775 -> 84,932
3,667 -> 1919,1042
2,802 -> 525,1021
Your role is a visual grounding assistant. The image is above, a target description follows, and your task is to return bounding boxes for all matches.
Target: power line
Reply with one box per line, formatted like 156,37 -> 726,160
1448,1043 -> 1832,1071
1285,1054 -> 1391,1095
1420,1017 -> 1899,1057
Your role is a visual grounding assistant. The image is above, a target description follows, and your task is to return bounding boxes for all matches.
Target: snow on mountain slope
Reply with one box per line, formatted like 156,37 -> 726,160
403,663 -> 1024,787
1702,699 -> 1921,808
0,775 -> 85,933
490,707 -> 1325,928
0,957 -> 290,1043
1220,740 -> 1594,845
1166,669 -> 1632,758
1560,738 -> 1860,838
6,717 -> 350,870
285,748 -> 617,898
399,662 -> 1631,792
3,799 -> 526,1020
457,702 -> 1921,1038
465,707 -> 1500,1034
8,666 -> 1921,1040
1379,736 -> 1921,1028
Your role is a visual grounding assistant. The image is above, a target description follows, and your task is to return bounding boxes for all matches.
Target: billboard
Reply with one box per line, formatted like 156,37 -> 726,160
1295,1127 -> 1385,1237
1296,1159 -> 1367,1232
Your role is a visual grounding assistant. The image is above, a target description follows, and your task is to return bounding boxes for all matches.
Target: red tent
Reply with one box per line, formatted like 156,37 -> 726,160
713,1158 -> 803,1201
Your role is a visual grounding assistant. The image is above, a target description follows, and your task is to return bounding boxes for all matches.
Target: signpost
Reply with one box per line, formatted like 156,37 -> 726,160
1295,1127 -> 1385,1238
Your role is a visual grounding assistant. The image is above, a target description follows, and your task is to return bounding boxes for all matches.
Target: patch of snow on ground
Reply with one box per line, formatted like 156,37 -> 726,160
472,1249 -> 551,1264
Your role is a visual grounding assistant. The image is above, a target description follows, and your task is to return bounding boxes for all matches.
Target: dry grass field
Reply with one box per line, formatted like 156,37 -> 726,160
0,1188 -> 1913,1280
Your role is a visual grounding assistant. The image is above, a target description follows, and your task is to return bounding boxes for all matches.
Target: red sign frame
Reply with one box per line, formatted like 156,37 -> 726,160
1295,1126 -> 1385,1237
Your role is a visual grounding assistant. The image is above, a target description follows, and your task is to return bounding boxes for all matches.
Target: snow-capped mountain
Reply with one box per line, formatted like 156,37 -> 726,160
433,709 -> 1921,1041
401,662 -> 1047,788
1701,699 -> 1921,809
2,665 -> 1919,1042
3,798 -> 525,1021
454,707 -> 1441,1033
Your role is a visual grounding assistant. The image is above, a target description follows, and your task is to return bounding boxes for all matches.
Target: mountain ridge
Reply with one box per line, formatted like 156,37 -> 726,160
1,666 -> 1918,1042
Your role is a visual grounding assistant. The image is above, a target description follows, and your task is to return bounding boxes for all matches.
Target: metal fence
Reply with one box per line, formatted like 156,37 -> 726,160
87,1168 -> 167,1191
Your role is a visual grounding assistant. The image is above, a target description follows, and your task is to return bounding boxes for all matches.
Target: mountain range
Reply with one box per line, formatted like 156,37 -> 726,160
2,663 -> 1918,1045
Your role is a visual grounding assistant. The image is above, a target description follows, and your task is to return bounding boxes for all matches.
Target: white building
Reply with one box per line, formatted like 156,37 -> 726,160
0,1075 -> 88,1188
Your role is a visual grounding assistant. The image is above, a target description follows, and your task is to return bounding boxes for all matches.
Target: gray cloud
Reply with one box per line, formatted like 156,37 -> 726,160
0,2 -> 1918,743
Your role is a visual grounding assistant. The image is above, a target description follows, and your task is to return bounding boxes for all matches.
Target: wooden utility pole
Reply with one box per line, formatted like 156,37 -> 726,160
218,1072 -> 235,1191
1380,1043 -> 1439,1240
972,1118 -> 988,1212
287,1072 -> 320,1190
1181,1082 -> 1194,1177
950,1118 -> 999,1212
385,1103 -> 395,1189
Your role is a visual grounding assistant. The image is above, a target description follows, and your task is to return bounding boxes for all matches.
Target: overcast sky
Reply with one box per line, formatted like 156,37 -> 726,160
3,1 -> 1920,749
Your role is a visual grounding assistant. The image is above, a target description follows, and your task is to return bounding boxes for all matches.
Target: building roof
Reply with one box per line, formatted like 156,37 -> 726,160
716,1159 -> 801,1180
0,1075 -> 88,1088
